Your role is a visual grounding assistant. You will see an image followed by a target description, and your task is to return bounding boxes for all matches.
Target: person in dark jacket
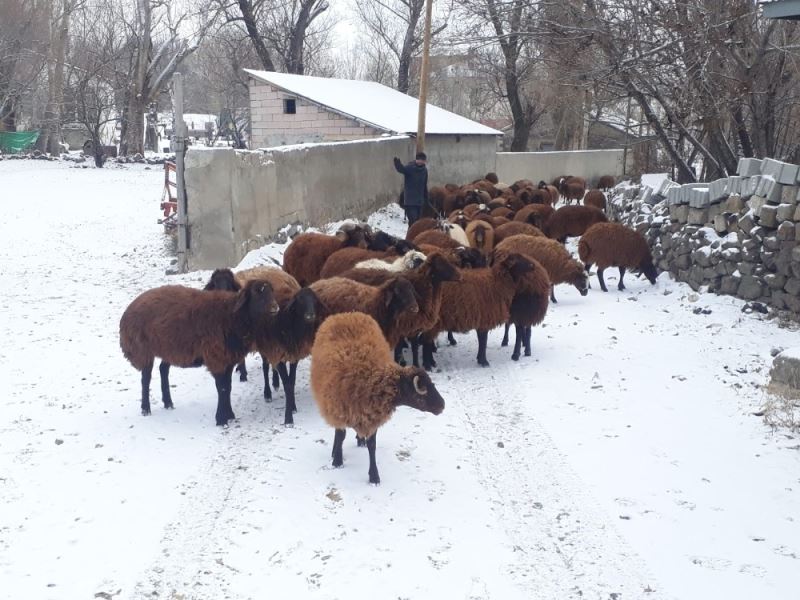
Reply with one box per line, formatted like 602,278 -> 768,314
393,152 -> 428,225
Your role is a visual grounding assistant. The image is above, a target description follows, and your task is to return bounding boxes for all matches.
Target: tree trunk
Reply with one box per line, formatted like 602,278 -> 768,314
44,2 -> 71,155
397,0 -> 423,94
126,94 -> 146,156
238,0 -> 276,71
123,0 -> 152,156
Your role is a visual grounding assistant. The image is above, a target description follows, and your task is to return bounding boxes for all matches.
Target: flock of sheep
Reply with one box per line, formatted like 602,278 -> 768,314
119,172 -> 659,484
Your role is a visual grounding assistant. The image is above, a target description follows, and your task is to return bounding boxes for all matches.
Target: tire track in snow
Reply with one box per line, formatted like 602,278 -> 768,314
433,335 -> 665,599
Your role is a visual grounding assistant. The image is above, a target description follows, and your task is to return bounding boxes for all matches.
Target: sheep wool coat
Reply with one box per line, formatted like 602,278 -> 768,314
310,312 -> 401,438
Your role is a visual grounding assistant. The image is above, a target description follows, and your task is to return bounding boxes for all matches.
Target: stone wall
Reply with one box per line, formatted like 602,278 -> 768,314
249,79 -> 382,148
612,158 -> 800,314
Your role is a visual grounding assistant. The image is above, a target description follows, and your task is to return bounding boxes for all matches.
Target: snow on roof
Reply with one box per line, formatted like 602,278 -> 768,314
244,69 -> 502,136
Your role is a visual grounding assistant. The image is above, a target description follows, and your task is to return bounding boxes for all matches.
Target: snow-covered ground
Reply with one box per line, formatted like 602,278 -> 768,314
1,160 -> 799,600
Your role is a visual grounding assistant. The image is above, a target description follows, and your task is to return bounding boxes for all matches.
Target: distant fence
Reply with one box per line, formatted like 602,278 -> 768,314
184,134 -> 497,270
495,149 -> 625,185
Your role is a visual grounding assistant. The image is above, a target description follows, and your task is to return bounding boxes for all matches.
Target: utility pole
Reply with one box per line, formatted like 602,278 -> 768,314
416,0 -> 434,154
173,73 -> 188,273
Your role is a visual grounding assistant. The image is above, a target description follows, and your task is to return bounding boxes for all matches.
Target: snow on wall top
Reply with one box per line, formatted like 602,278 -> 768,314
244,69 -> 502,137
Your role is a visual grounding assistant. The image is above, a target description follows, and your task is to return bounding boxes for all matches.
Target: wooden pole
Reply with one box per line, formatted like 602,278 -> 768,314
416,0 -> 434,154
173,73 -> 188,273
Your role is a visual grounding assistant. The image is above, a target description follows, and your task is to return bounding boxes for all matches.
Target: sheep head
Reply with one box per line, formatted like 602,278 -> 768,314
335,223 -> 369,248
234,280 -> 280,323
383,277 -> 419,315
402,250 -> 427,270
454,247 -> 487,269
395,367 -> 445,415
425,252 -> 462,283
495,252 -> 534,282
287,288 -> 322,324
204,268 -> 240,292
573,270 -> 589,296
640,261 -> 659,285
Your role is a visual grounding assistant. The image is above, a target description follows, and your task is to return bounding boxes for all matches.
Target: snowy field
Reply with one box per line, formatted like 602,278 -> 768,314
1,160 -> 799,600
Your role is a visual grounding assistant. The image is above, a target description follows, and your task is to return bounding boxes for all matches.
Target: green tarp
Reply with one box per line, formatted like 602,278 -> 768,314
0,131 -> 40,153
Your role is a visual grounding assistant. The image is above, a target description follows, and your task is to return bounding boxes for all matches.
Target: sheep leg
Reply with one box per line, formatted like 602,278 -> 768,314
524,326 -> 532,356
618,267 -> 626,291
289,362 -> 298,412
366,432 -> 380,485
235,360 -> 248,382
550,284 -> 557,304
597,267 -> 609,292
332,428 -> 346,467
272,367 -> 280,390
447,331 -> 457,346
213,367 -> 235,426
476,330 -> 490,367
410,337 -> 421,368
277,362 -> 295,426
260,354 -> 272,402
140,359 -> 153,416
511,325 -> 523,361
158,360 -> 174,409
394,341 -> 406,366
501,321 -> 510,346
422,341 -> 437,371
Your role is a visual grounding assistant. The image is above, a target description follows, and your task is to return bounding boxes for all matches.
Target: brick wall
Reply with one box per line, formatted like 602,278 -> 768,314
249,79 -> 382,148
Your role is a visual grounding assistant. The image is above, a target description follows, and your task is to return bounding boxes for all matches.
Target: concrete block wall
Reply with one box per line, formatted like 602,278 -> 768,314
611,157 -> 800,315
184,135 -> 497,270
249,79 -> 382,148
495,149 -> 625,186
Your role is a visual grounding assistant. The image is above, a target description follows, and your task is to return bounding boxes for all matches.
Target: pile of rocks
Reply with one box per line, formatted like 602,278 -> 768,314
611,157 -> 800,315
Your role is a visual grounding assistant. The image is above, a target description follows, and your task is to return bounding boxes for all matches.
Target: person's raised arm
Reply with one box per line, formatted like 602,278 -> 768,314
393,156 -> 406,174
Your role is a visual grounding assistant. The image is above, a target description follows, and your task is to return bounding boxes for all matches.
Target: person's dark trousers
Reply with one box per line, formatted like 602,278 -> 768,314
405,205 -> 421,225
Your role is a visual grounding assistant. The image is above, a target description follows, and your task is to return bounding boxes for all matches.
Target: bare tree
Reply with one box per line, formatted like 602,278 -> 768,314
218,0 -> 331,75
119,0 -> 215,156
0,1 -> 48,132
354,0 -> 451,93
65,2 -> 127,166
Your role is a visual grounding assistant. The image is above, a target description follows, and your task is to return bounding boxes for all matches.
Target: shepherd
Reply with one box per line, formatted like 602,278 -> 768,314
393,152 -> 429,226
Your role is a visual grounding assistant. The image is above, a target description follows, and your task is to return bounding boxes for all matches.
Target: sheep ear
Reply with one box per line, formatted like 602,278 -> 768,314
335,230 -> 348,241
384,285 -> 395,307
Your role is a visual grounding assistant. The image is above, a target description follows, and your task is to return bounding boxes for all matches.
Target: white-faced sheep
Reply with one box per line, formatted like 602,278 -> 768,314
310,312 -> 444,484
354,250 -> 427,272
119,281 -> 279,426
578,222 -> 659,292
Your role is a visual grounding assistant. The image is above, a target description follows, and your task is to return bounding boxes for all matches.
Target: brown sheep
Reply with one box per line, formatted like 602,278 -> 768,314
511,179 -> 535,192
310,312 -> 444,484
462,203 -> 488,219
441,191 -> 466,216
489,206 -> 516,221
597,175 -> 615,190
119,281 -> 279,426
429,186 -> 448,214
413,229 -> 463,250
319,246 -> 419,279
406,217 -> 438,241
495,235 -> 588,303
492,246 -> 551,361
237,267 -> 323,425
583,189 -> 607,212
560,180 -> 585,205
529,188 -> 551,205
494,221 -> 545,243
544,205 -> 608,243
339,253 -> 461,367
490,206 -> 514,219
491,216 -> 511,227
485,172 -> 499,184
417,245 -> 488,269
538,181 -> 560,205
578,222 -> 658,292
421,252 -> 535,368
514,204 -> 555,229
465,220 -> 495,258
487,198 -> 509,211
283,223 -> 369,286
310,276 -> 419,344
